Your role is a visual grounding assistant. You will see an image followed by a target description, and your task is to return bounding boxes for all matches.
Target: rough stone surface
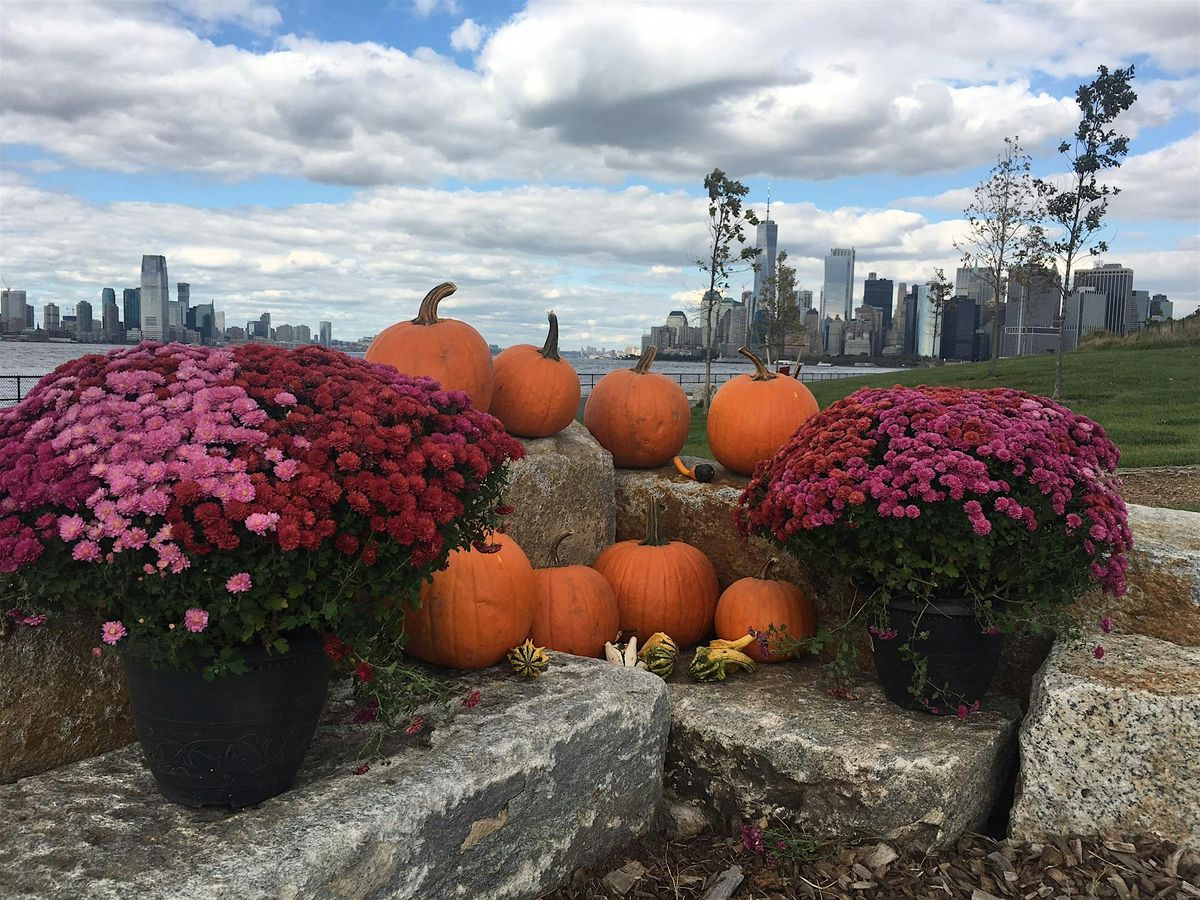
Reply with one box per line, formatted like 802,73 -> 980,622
0,612 -> 135,784
1080,503 -> 1200,646
0,655 -> 669,900
1010,632 -> 1200,847
665,663 -> 1021,852
505,421 -> 616,566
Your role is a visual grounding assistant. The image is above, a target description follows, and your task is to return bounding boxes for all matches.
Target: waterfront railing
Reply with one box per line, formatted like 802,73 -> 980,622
2,369 -> 865,407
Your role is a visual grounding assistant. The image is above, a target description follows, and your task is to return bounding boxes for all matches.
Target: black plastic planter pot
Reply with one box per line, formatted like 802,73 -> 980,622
123,630 -> 331,808
871,598 -> 1003,712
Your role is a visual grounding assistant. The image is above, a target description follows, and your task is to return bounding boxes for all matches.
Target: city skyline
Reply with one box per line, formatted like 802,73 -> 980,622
1,1 -> 1197,350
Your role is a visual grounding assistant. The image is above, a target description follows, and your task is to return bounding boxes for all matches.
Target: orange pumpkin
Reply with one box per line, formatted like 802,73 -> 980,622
583,346 -> 690,468
531,531 -> 620,658
489,312 -> 581,438
403,532 -> 536,670
365,282 -> 494,409
707,347 -> 819,475
593,502 -> 718,647
714,558 -> 816,662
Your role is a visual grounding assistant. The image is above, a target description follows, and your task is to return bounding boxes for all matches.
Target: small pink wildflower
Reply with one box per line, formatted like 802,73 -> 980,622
20,613 -> 47,627
956,704 -> 969,721
405,716 -> 425,735
244,512 -> 280,535
273,459 -> 299,481
225,572 -> 253,593
183,608 -> 210,633
92,647 -> 102,659
273,391 -> 297,407
1100,616 -> 1114,634
58,515 -> 85,542
1093,645 -> 1105,660
101,621 -> 127,645
462,688 -> 481,708
741,824 -> 765,855
71,540 -> 101,562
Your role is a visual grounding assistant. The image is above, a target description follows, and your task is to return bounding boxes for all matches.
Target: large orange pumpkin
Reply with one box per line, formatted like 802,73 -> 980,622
583,346 -> 690,468
403,532 -> 536,670
707,347 -> 819,475
531,531 -> 620,658
365,282 -> 494,409
593,502 -> 718,647
489,312 -> 581,438
714,558 -> 816,662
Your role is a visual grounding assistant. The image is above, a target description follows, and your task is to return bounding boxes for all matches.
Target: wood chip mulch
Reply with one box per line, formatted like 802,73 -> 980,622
543,830 -> 1198,899
1116,466 -> 1200,511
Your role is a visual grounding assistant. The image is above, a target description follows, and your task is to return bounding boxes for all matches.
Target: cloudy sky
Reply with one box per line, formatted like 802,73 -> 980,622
1,0 -> 1197,349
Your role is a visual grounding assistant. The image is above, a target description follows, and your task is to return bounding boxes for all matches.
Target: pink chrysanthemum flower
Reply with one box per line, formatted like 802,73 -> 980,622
183,608 -> 210,633
225,572 -> 252,593
101,621 -> 127,645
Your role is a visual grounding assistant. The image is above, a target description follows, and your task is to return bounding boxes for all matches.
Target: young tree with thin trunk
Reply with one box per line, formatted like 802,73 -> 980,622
1035,65 -> 1137,399
928,268 -> 955,361
695,169 -> 760,407
956,137 -> 1044,376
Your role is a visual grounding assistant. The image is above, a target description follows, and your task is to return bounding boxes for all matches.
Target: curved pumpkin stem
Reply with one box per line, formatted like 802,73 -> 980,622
549,531 -> 573,566
632,345 -> 658,375
757,557 -> 779,580
412,282 -> 458,325
540,312 -> 562,361
640,501 -> 668,547
738,346 -> 774,381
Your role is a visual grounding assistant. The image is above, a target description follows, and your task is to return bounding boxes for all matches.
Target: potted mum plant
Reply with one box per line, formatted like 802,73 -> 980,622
0,342 -> 521,806
735,385 -> 1131,713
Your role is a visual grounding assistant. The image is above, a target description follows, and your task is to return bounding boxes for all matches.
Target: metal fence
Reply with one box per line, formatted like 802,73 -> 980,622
2,368 -> 867,408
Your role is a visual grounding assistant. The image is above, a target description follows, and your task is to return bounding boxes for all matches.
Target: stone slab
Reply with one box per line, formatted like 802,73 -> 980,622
0,655 -> 670,900
665,663 -> 1021,852
1010,632 -> 1200,847
505,421 -> 616,567
0,613 -> 135,784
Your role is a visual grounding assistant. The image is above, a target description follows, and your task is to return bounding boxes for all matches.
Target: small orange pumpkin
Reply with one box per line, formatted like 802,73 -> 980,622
593,502 -> 718,647
489,312 -> 581,438
403,532 -> 536,670
707,347 -> 819,475
583,345 -> 690,468
365,282 -> 494,409
714,558 -> 816,662
531,531 -> 620,658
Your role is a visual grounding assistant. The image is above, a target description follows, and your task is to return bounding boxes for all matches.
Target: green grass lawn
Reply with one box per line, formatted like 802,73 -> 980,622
682,345 -> 1198,469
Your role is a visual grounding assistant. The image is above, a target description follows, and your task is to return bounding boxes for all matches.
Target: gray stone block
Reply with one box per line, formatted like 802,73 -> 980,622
0,656 -> 669,899
665,663 -> 1021,852
1010,632 -> 1200,847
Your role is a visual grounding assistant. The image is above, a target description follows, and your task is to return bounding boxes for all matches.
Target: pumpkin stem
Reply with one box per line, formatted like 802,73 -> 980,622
540,312 -> 562,361
632,345 -> 658,375
412,282 -> 458,325
549,531 -> 573,565
738,346 -> 774,381
757,557 -> 778,580
640,501 -> 669,547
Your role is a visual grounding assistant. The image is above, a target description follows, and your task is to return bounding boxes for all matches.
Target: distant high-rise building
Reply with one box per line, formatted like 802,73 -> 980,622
1074,263 -> 1133,335
954,266 -> 997,307
914,284 -> 939,358
821,248 -> 855,324
189,302 -> 216,342
1,289 -> 28,333
140,255 -> 169,340
797,289 -> 813,311
171,282 -> 191,328
76,300 -> 94,336
750,217 -> 779,336
863,272 -> 894,332
824,316 -> 846,356
1003,264 -> 1062,356
295,324 -> 312,343
319,321 -> 332,346
1149,293 -> 1173,320
803,308 -> 821,356
1064,289 -> 1108,350
939,297 -> 981,361
44,303 -> 60,332
1129,290 -> 1150,332
103,297 -> 120,339
275,323 -> 296,343
101,287 -> 116,310
123,288 -> 140,333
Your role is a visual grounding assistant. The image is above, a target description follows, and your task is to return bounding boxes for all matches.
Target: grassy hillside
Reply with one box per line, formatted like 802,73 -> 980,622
683,344 -> 1198,469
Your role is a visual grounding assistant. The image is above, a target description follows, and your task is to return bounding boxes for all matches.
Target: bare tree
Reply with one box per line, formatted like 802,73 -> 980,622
927,268 -> 955,361
1035,65 -> 1137,399
956,137 -> 1045,375
695,169 -> 760,406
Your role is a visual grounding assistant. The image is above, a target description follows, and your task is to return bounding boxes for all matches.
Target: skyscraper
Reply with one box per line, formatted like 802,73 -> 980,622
1064,289 -> 1107,350
76,300 -> 94,336
1130,290 -> 1150,331
103,297 -> 120,339
1,289 -> 28,333
102,287 -> 116,308
123,288 -> 140,334
1073,263 -> 1133,335
44,303 -> 60,332
821,249 -> 855,324
797,289 -> 813,311
1003,264 -> 1062,356
140,255 -> 169,340
172,282 -> 191,328
319,321 -> 332,346
749,216 -> 779,338
863,272 -> 894,331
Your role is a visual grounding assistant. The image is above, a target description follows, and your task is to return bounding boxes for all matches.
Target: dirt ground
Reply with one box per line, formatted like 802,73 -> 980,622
545,830 -> 1197,899
1117,466 -> 1200,512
